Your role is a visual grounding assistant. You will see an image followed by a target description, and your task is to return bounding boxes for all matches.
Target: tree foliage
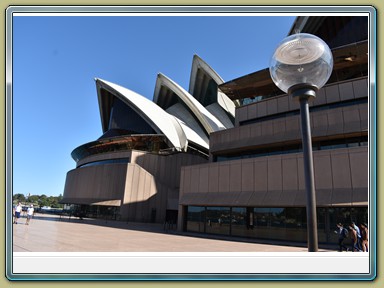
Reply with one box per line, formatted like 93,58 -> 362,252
12,193 -> 64,208
12,193 -> 26,203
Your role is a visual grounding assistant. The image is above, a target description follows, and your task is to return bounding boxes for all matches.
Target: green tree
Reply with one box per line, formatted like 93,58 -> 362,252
38,194 -> 49,208
13,193 -> 64,208
13,193 -> 26,203
27,195 -> 40,204
49,195 -> 64,208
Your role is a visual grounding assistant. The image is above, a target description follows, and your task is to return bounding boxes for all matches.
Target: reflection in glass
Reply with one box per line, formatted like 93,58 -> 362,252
185,206 -> 368,245
231,207 -> 248,237
206,207 -> 230,235
186,206 -> 205,233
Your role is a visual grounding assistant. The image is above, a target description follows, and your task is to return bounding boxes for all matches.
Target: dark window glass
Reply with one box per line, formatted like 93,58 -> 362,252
254,208 -> 270,228
186,206 -> 205,233
202,79 -> 218,106
205,207 -> 230,236
333,207 -> 369,227
328,207 -> 369,244
347,142 -> 360,148
79,158 -> 130,168
240,97 -> 367,126
270,208 -> 285,228
186,206 -> 368,245
267,208 -> 289,241
231,207 -> 249,237
108,97 -> 156,134
321,143 -> 348,150
285,207 -> 306,243
214,135 -> 368,162
317,208 -> 328,242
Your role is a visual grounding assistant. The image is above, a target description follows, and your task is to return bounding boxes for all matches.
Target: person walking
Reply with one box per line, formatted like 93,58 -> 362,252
351,221 -> 362,250
360,223 -> 368,252
348,225 -> 361,252
335,223 -> 348,252
25,204 -> 34,225
13,202 -> 22,224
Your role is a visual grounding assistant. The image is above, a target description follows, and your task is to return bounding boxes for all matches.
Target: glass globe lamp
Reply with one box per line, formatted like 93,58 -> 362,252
269,33 -> 333,95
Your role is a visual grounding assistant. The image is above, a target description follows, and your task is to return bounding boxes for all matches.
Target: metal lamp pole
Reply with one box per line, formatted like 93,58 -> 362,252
269,33 -> 333,252
289,84 -> 318,251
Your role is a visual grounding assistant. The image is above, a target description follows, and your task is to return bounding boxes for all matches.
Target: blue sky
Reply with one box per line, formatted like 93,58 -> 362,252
12,14 -> 295,197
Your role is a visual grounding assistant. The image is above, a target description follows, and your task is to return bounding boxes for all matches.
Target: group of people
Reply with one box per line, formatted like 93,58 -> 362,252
13,202 -> 34,225
335,221 -> 368,252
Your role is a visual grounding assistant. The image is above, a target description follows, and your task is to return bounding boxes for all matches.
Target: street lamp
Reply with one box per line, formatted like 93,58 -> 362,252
269,33 -> 333,252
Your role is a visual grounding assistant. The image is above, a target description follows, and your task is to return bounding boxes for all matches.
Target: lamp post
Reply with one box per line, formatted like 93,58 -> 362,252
269,33 -> 333,252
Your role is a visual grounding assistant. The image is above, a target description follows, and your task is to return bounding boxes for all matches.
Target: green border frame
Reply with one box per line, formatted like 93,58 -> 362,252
1,1 -> 378,285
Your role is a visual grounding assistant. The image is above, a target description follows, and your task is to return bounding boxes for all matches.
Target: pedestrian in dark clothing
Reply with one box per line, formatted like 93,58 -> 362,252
335,223 -> 348,252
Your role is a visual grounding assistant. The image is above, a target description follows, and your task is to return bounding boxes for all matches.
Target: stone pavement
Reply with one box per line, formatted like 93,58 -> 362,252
12,213 -> 334,252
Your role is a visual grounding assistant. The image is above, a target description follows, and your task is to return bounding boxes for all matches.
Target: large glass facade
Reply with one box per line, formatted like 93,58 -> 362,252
72,204 -> 120,220
186,206 -> 368,246
108,97 -> 156,134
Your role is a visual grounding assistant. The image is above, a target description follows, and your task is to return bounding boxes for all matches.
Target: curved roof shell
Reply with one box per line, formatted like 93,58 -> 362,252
174,118 -> 209,150
153,73 -> 226,136
189,54 -> 237,126
189,54 -> 225,94
96,78 -> 188,152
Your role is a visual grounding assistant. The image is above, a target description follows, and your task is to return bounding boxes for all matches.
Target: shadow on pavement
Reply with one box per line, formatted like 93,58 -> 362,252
29,213 -> 337,251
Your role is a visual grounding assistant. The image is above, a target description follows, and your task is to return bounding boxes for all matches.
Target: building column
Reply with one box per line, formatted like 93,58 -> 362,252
177,205 -> 186,232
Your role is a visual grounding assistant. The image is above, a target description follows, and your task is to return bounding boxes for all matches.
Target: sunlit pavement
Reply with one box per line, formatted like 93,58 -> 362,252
12,213 -> 334,252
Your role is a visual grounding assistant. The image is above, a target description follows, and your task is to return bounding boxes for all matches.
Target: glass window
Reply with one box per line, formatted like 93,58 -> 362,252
108,96 -> 156,134
321,143 -> 347,150
268,208 -> 288,241
79,158 -> 130,168
205,207 -> 230,236
285,208 -> 306,229
347,142 -> 359,148
251,208 -> 270,239
231,207 -> 250,237
317,208 -> 328,243
214,134 -> 367,163
254,208 -> 270,227
284,207 -> 307,242
270,208 -> 286,228
185,206 -> 368,246
203,79 -> 219,107
186,206 -> 205,233
328,207 -> 368,245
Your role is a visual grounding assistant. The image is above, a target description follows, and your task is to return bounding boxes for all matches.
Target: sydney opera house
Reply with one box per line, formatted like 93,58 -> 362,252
62,54 -> 233,223
63,15 -> 370,245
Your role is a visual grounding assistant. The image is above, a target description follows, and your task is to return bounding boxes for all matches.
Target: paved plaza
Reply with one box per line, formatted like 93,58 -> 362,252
12,213 -> 334,252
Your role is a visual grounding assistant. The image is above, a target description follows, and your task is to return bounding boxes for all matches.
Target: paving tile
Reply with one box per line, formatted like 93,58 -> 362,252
12,213 -> 333,252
